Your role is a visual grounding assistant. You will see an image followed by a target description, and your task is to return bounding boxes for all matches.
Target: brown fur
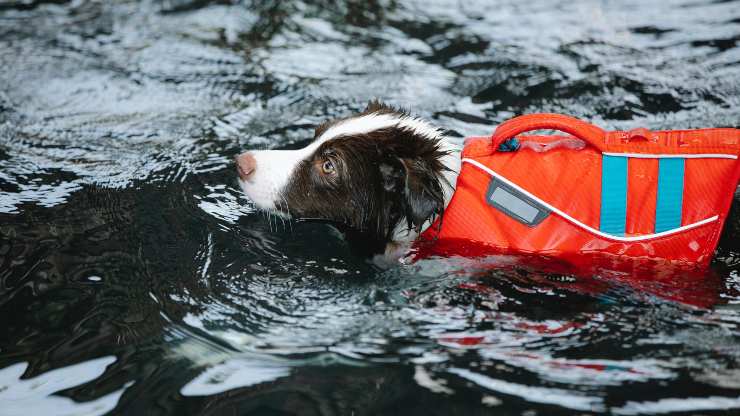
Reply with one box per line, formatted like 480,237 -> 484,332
280,103 -> 450,253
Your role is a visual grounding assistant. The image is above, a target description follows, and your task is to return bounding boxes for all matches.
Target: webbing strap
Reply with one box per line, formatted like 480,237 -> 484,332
600,155 -> 628,235
655,158 -> 685,233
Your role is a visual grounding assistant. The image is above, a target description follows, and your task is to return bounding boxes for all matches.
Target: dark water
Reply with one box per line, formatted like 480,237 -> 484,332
1,0 -> 740,414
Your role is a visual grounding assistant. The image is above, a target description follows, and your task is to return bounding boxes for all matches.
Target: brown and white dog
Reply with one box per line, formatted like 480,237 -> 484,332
235,101 -> 461,264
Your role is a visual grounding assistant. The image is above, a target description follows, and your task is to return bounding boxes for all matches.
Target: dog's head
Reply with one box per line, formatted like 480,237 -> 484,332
236,101 -> 453,250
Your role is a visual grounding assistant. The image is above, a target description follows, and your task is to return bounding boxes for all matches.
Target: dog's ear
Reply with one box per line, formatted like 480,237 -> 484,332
398,158 -> 445,231
378,156 -> 443,232
379,158 -> 405,192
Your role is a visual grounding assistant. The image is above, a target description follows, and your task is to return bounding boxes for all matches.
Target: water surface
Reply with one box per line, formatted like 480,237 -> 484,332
1,0 -> 740,414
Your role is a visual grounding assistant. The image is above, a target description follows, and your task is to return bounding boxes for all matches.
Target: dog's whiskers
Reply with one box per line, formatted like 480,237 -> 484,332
284,197 -> 294,233
278,195 -> 293,233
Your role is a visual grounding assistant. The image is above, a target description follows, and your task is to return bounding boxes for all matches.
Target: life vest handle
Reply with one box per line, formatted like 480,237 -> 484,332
491,113 -> 607,153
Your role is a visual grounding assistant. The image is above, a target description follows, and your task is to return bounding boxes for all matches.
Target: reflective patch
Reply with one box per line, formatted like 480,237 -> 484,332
486,178 -> 550,226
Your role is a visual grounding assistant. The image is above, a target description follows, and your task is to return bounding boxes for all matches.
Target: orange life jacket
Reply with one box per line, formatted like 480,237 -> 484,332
420,114 -> 740,267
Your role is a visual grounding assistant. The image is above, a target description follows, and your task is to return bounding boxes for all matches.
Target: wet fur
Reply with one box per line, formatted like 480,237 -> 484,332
280,102 -> 451,254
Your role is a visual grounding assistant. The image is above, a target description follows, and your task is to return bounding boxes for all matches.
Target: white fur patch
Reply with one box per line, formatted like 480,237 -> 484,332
317,112 -> 445,144
237,148 -> 311,213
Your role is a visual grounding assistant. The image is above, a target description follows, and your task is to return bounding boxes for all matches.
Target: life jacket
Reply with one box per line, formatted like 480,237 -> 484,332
420,114 -> 740,267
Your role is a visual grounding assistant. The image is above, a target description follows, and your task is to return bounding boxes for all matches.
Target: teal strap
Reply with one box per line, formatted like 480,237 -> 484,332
655,158 -> 685,233
498,138 -> 520,152
600,155 -> 628,235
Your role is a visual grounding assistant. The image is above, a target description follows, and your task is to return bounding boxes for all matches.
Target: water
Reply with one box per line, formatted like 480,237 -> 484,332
1,0 -> 740,414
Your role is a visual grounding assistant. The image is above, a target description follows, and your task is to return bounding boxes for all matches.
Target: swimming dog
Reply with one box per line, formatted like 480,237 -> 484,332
235,101 -> 460,264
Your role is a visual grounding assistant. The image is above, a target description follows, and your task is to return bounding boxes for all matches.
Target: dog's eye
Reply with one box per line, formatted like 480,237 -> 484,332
321,160 -> 336,175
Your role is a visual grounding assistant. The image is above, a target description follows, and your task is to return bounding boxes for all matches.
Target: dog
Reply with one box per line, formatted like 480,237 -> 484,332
235,101 -> 461,264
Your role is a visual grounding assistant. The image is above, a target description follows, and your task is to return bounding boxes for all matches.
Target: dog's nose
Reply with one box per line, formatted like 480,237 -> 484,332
236,152 -> 257,180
